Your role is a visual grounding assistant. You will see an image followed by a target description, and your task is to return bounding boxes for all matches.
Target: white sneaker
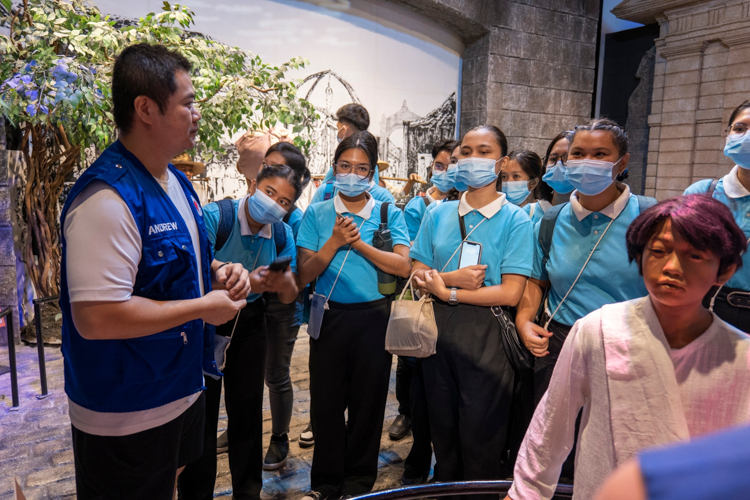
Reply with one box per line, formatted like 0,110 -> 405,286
299,422 -> 314,448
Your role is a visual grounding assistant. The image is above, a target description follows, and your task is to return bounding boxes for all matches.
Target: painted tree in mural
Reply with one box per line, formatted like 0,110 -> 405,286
0,0 -> 317,298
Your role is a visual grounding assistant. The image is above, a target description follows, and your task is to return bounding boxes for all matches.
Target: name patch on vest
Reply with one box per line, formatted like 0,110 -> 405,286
148,222 -> 179,235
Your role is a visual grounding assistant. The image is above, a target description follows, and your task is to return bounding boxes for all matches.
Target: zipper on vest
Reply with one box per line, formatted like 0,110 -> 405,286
181,332 -> 187,345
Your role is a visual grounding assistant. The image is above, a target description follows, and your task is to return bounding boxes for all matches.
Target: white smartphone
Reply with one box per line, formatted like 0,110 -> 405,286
458,241 -> 483,269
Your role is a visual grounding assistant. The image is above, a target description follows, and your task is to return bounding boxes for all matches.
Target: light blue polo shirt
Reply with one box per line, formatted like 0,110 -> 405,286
523,200 -> 551,226
404,191 -> 444,241
296,194 -> 410,304
204,196 -> 297,303
410,194 -> 534,286
532,188 -> 648,327
310,166 -> 395,205
685,166 -> 750,291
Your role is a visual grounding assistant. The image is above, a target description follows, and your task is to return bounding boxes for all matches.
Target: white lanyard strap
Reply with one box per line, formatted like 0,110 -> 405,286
440,216 -> 488,272
227,237 -> 266,340
322,219 -> 364,309
544,216 -> 616,330
709,234 -> 750,312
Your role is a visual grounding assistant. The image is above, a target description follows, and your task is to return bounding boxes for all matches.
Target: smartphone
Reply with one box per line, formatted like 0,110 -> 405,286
268,255 -> 292,273
458,241 -> 482,269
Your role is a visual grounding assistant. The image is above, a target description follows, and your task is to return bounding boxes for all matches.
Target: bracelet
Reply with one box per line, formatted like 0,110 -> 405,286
218,261 -> 232,270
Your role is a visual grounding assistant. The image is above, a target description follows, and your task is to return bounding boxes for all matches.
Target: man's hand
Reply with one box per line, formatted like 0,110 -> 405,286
518,321 -> 552,357
215,263 -> 251,301
199,290 -> 246,325
409,173 -> 428,185
445,265 -> 487,290
414,269 -> 450,301
329,216 -> 360,249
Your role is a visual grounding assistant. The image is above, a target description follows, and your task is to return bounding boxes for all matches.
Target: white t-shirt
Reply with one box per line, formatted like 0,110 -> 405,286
64,170 -> 204,436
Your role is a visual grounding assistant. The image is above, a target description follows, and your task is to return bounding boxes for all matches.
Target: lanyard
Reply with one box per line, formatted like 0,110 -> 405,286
440,211 -> 488,272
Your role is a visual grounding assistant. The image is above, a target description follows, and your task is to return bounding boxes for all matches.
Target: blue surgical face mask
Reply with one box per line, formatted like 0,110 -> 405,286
501,180 -> 531,205
448,166 -> 468,192
431,170 -> 454,192
565,158 -> 620,196
334,173 -> 371,197
724,133 -> 750,169
246,189 -> 288,225
542,161 -> 574,194
455,157 -> 500,189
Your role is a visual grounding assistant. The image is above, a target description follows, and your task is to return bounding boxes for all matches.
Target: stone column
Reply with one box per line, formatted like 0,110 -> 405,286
0,119 -> 20,346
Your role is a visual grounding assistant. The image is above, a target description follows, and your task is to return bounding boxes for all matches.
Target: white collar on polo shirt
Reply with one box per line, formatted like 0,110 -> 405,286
334,192 -> 376,220
458,191 -> 508,218
238,195 -> 273,238
425,187 -> 438,205
723,166 -> 750,199
569,183 -> 631,222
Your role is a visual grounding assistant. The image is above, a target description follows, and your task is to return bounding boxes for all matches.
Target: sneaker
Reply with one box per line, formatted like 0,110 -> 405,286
217,429 -> 228,454
388,414 -> 411,441
299,422 -> 314,448
263,433 -> 289,471
301,491 -> 326,500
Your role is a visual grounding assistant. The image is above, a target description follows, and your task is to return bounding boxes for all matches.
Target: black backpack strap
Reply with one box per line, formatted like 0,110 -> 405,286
707,178 -> 719,198
636,195 -> 657,213
215,199 -> 236,252
423,195 -> 431,207
538,203 -> 565,268
283,206 -> 294,224
273,222 -> 287,256
381,202 -> 390,226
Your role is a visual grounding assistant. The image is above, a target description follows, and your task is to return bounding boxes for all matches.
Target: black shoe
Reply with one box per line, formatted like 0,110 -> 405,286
263,433 -> 289,471
401,471 -> 429,486
299,422 -> 314,448
216,429 -> 228,454
301,491 -> 326,500
388,415 -> 411,441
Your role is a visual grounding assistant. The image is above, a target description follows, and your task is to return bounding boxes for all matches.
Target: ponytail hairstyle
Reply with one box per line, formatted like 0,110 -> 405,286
570,118 -> 628,157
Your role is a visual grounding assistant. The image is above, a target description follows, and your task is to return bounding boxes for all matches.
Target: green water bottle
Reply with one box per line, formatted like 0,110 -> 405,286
373,222 -> 396,295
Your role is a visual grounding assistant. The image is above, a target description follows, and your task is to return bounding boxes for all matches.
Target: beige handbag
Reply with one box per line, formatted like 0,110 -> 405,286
385,270 -> 438,358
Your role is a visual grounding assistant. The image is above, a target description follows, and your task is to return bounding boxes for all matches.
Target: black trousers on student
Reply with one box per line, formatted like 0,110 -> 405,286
422,302 -> 515,500
403,358 -> 436,480
179,299 -> 267,500
395,356 -> 414,418
309,298 -> 393,498
533,315 -> 576,481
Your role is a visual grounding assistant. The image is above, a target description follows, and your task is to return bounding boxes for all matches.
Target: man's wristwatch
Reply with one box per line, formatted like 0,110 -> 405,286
448,287 -> 458,306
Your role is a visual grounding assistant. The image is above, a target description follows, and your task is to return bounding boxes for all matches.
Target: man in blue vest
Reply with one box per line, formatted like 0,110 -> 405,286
59,43 -> 251,499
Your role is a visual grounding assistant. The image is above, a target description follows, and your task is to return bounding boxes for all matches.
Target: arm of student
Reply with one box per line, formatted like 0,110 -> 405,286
415,271 -> 527,307
71,291 -> 246,340
350,240 -> 412,277
516,278 -> 554,357
508,319 -> 590,500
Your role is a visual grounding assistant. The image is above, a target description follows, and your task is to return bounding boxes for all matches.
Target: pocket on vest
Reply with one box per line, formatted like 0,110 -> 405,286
119,327 -> 193,385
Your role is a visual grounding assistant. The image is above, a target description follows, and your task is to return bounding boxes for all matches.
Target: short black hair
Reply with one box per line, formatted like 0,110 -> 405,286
728,100 -> 750,129
112,43 -> 192,135
256,164 -> 302,201
336,103 -> 370,131
265,142 -> 311,192
571,118 -> 628,157
333,131 -> 378,178
431,139 -> 459,160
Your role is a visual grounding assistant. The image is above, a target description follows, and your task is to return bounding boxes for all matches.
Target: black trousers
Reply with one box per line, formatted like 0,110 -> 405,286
403,358 -> 436,480
75,393 -> 205,500
395,356 -> 414,417
309,298 -> 393,498
180,300 -> 267,500
533,316 -> 576,481
422,302 -> 515,500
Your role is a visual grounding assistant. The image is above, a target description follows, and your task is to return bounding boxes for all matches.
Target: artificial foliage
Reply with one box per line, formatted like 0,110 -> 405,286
0,0 -> 318,297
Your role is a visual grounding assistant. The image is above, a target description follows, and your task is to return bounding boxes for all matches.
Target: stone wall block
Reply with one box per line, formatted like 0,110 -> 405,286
661,111 -> 697,126
659,137 -> 693,152
502,84 -> 529,111
658,150 -> 692,165
664,55 -> 702,74
659,124 -> 693,139
490,28 -> 524,58
699,94 -> 724,111
695,136 -> 722,152
647,163 -> 658,176
663,82 -> 699,101
645,176 -> 656,188
693,149 -> 719,165
661,98 -> 697,114
0,188 -> 10,227
656,164 -> 691,178
655,176 -> 691,191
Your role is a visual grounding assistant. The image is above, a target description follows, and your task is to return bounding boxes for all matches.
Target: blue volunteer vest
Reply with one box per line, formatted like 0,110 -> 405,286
59,140 -> 219,413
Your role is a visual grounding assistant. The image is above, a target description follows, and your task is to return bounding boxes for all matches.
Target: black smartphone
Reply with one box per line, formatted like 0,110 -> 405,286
268,255 -> 292,273
458,241 -> 483,269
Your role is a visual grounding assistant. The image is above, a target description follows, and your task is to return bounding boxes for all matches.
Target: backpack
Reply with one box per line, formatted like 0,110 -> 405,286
214,198 -> 286,255
538,195 -> 657,268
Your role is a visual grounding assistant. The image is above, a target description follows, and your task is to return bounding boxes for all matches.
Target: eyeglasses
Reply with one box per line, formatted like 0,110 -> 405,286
432,162 -> 448,172
728,123 -> 749,137
334,162 -> 372,180
546,153 -> 568,165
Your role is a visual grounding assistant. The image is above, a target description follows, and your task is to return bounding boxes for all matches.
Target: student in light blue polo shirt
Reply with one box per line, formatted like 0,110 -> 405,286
403,139 -> 461,242
684,100 -> 750,331
524,130 -> 576,225
297,131 -> 412,500
499,150 -> 544,213
180,165 -> 299,500
410,125 -> 533,494
512,119 -> 654,480
311,160 -> 395,205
